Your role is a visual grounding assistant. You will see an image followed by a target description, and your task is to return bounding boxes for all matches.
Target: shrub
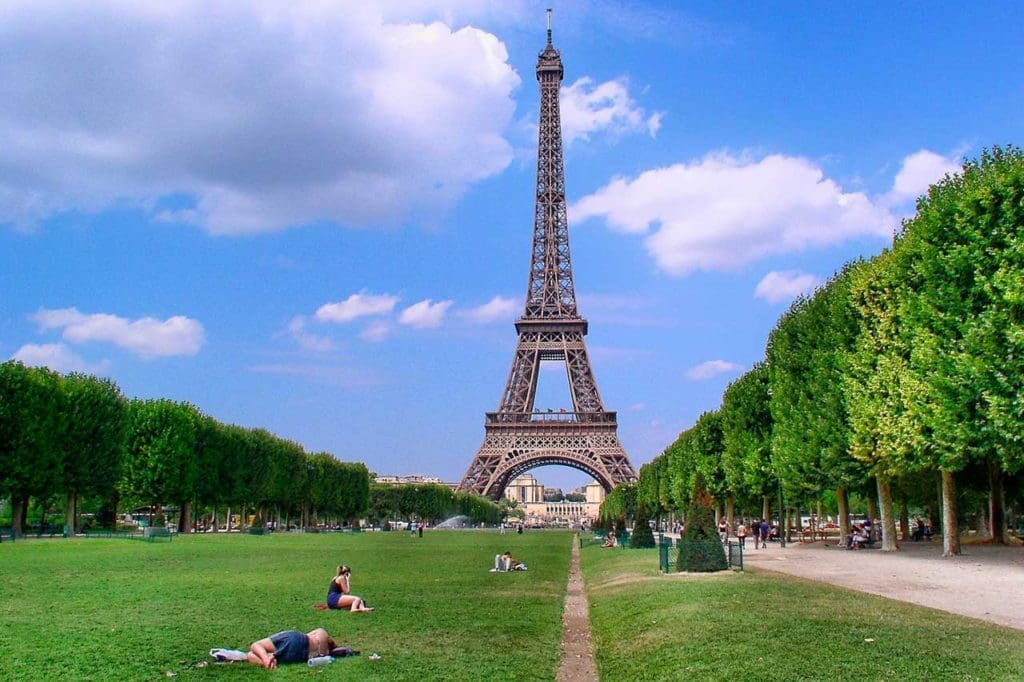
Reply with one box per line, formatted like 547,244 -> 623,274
677,484 -> 728,572
630,502 -> 656,548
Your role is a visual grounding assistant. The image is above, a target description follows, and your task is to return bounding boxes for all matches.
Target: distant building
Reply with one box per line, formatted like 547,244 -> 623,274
374,474 -> 455,488
505,474 -> 605,524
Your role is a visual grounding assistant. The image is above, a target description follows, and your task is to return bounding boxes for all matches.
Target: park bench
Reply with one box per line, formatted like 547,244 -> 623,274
143,527 -> 173,542
0,527 -> 14,543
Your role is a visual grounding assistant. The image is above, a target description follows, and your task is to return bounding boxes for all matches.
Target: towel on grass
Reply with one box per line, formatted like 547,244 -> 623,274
209,648 -> 248,662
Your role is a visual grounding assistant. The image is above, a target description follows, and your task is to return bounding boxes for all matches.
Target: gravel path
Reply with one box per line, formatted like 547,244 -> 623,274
557,537 -> 598,682
742,538 -> 1024,631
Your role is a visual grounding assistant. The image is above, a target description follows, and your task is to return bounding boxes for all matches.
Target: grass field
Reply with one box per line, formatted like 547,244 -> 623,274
582,545 -> 1024,681
7,531 -> 1024,681
0,530 -> 572,680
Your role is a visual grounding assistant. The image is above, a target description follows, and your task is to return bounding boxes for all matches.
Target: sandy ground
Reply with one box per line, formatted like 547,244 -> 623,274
740,537 -> 1024,631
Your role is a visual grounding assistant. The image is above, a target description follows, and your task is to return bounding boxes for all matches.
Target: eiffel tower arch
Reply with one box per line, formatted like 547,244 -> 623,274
459,13 -> 637,500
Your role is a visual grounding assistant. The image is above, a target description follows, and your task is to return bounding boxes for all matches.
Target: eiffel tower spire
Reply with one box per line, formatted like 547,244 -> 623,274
458,13 -> 637,499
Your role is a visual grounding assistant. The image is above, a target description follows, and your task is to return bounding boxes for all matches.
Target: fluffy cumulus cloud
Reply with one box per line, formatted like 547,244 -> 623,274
560,77 -> 663,145
686,360 -> 742,381
885,149 -> 962,206
31,308 -> 204,358
11,342 -> 99,373
754,270 -> 820,304
571,149 -> 961,276
0,1 -> 520,234
316,293 -> 399,323
399,299 -> 453,328
571,152 -> 895,275
461,295 -> 518,323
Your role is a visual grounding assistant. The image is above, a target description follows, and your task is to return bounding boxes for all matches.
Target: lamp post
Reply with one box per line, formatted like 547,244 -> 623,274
777,479 -> 786,548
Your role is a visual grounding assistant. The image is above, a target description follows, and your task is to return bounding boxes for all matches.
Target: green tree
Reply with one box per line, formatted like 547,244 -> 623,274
121,399 -> 201,525
721,363 -> 774,519
0,362 -> 63,537
60,373 -> 127,533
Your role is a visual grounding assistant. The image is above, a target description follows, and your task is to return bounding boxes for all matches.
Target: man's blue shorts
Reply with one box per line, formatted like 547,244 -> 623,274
270,630 -> 309,664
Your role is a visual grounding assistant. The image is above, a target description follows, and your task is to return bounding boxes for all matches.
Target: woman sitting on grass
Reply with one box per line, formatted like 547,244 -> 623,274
327,565 -> 374,612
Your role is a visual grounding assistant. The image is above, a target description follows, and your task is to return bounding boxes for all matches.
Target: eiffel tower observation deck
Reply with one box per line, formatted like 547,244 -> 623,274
459,12 -> 637,499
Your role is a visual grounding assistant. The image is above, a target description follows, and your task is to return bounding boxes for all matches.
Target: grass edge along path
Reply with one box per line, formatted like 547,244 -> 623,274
0,531 -> 572,680
581,545 -> 1024,681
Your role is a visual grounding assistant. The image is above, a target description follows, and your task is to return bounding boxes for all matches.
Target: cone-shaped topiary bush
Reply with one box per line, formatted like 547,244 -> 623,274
630,502 -> 656,548
677,481 -> 728,572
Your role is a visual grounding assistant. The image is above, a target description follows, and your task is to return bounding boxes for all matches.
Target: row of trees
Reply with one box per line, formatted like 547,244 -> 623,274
626,148 -> 1024,555
0,361 -> 370,537
366,482 -> 503,526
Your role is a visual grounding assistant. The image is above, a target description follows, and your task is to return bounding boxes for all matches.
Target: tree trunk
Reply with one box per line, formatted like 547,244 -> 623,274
941,470 -> 961,556
763,496 -> 771,522
898,486 -> 910,541
876,476 -> 898,551
867,490 -> 879,542
11,494 -> 26,538
975,502 -> 989,537
989,458 -> 1009,544
836,486 -> 850,547
179,500 -> 191,534
65,492 -> 77,536
725,495 -> 735,529
226,506 -> 232,532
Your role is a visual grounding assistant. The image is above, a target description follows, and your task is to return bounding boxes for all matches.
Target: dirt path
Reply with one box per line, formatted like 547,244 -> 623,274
556,537 -> 598,682
741,538 -> 1024,631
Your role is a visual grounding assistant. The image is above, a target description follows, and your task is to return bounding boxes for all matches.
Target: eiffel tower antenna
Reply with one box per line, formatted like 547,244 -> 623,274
458,12 -> 637,499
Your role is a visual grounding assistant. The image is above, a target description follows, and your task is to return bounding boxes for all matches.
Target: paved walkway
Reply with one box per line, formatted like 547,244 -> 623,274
557,537 -> 598,682
740,538 -> 1024,631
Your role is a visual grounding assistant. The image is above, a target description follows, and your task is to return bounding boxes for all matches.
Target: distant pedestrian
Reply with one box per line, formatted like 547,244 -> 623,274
758,519 -> 769,549
418,523 -> 423,538
517,523 -> 523,535
718,519 -> 729,544
736,522 -> 748,548
499,522 -> 506,535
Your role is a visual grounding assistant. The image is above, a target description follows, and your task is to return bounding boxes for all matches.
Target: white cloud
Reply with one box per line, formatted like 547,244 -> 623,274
287,316 -> 335,352
398,299 -> 453,328
31,308 -> 204,358
315,292 -> 399,323
686,360 -> 742,381
360,321 -> 392,343
560,77 -> 662,145
754,270 -> 820,304
10,342 -> 101,373
462,295 -> 518,323
885,149 -> 961,206
0,2 -> 520,234
628,402 -> 646,412
571,152 -> 896,275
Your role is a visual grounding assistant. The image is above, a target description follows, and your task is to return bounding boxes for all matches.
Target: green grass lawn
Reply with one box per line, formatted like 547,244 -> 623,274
581,545 -> 1024,681
0,530 -> 572,680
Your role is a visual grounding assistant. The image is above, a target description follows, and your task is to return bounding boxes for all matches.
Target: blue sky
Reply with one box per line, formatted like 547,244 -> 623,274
2,1 -> 1022,491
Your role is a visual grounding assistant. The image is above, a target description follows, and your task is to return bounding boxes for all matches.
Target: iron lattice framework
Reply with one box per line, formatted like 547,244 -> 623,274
459,17 -> 637,499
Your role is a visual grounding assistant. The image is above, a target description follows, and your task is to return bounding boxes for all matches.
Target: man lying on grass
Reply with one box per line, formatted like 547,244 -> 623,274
248,627 -> 343,668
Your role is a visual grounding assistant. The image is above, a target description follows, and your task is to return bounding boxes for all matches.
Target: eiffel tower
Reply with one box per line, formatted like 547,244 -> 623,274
459,12 -> 637,499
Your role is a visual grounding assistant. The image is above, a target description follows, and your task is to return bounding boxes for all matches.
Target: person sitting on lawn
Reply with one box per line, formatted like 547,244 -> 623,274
327,565 -> 373,612
247,627 -> 340,668
492,551 -> 524,571
602,532 -> 617,548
